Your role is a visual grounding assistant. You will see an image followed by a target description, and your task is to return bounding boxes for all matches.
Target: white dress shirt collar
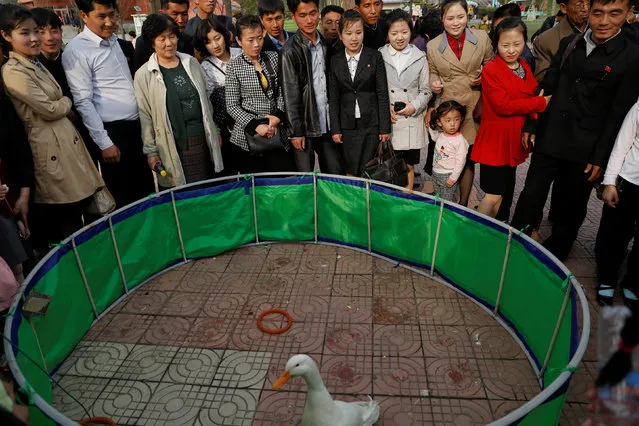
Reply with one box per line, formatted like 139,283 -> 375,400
388,44 -> 411,56
81,25 -> 118,47
345,45 -> 364,61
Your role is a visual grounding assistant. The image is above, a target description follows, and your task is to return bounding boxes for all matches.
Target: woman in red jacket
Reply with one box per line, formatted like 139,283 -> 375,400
471,17 -> 551,218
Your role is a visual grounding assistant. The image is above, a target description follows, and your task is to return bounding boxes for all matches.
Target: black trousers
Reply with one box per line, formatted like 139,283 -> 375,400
30,197 -> 91,250
511,152 -> 593,261
102,120 -> 155,208
595,178 -> 639,294
230,143 -> 295,174
292,134 -> 344,175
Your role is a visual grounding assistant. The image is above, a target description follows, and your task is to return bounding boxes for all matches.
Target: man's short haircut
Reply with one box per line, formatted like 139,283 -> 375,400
75,0 -> 118,15
493,3 -> 521,21
321,4 -> 344,19
193,15 -> 232,57
31,7 -> 62,29
160,0 -> 189,10
236,14 -> 263,39
385,8 -> 413,32
258,0 -> 285,17
589,0 -> 635,9
141,13 -> 179,46
128,30 -> 136,37
339,9 -> 365,33
287,0 -> 319,15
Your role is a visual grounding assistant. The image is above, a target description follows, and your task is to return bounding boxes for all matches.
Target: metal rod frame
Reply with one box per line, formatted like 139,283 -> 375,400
493,228 -> 513,315
251,175 -> 260,244
108,216 -> 129,294
366,181 -> 372,252
3,172 -> 591,426
171,191 -> 187,262
313,174 -> 318,243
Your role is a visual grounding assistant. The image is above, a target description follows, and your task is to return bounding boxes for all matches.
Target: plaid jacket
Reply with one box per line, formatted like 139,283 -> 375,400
226,51 -> 287,151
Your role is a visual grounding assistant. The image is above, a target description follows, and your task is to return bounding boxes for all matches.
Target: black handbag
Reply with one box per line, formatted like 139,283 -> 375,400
245,121 -> 283,155
362,141 -> 409,187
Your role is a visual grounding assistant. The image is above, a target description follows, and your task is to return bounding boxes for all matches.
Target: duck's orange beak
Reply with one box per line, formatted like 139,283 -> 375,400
272,370 -> 291,390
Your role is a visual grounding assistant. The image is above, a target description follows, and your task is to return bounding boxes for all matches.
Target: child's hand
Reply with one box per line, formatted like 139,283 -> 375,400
379,134 -> 391,142
390,105 -> 398,124
332,134 -> 343,144
424,107 -> 435,127
445,177 -> 456,187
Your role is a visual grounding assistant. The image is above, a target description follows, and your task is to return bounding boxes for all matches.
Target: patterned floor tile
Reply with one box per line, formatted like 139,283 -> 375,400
560,402 -> 591,426
261,253 -> 302,274
332,274 -> 373,297
421,325 -> 475,359
146,270 -> 187,291
184,317 -> 237,349
177,272 -> 222,293
141,316 -> 193,346
302,243 -> 338,255
138,383 -> 209,426
226,254 -> 267,273
165,348 -> 223,385
252,390 -> 305,425
335,252 -> 373,274
161,293 -> 207,317
430,398 -> 493,425
467,325 -> 526,359
114,344 -> 178,381
329,296 -> 373,323
373,297 -> 418,325
372,257 -> 407,275
83,312 -> 117,341
479,359 -> 539,400
286,295 -> 330,323
298,254 -> 336,274
292,273 -> 333,296
267,243 -> 305,256
232,246 -> 270,256
263,353 -> 321,392
99,314 -> 155,344
377,396 -> 434,426
252,274 -> 295,297
462,302 -> 500,326
91,380 -> 157,425
489,400 -> 523,420
373,356 -> 428,396
373,274 -> 414,298
324,323 -> 373,355
373,324 -> 423,357
416,298 -> 465,326
320,355 -> 373,395
425,358 -> 485,398
57,341 -> 132,378
412,275 -> 461,299
240,294 -> 291,321
189,254 -> 232,272
121,291 -> 171,315
229,319 -> 325,354
197,388 -> 260,426
51,376 -> 108,421
212,350 -> 271,389
566,361 -> 599,403
201,293 -> 248,319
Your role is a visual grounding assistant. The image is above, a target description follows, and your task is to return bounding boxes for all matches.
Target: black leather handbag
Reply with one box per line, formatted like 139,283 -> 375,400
245,118 -> 283,155
362,141 -> 409,187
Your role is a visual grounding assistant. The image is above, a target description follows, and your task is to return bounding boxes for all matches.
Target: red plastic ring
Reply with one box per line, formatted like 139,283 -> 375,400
257,309 -> 292,334
79,417 -> 118,426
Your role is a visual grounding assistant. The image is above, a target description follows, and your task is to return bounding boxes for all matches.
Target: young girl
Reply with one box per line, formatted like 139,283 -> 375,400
381,9 -> 432,190
428,101 -> 469,202
328,10 -> 391,177
470,17 -> 550,218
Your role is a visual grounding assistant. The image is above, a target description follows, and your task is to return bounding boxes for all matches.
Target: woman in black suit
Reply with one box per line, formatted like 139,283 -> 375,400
329,10 -> 391,177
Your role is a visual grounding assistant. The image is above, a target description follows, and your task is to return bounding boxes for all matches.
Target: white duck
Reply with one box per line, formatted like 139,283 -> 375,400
272,354 -> 379,426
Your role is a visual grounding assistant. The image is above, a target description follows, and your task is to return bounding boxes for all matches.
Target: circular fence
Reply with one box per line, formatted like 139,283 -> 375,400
3,173 -> 590,425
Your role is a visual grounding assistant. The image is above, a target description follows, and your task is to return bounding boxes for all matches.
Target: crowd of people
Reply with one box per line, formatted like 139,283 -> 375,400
1,0 -> 639,311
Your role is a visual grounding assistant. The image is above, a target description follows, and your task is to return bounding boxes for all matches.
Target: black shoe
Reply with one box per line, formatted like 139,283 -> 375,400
596,284 -> 614,307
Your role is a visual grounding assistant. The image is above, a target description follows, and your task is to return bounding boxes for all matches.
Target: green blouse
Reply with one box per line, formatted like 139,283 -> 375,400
160,62 -> 204,149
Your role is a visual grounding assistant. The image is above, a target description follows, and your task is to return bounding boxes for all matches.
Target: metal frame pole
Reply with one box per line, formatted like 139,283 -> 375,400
108,216 -> 129,294
366,181 -> 372,252
170,191 -> 188,262
539,276 -> 574,378
493,228 -> 513,315
430,199 -> 445,278
313,174 -> 318,243
71,238 -> 99,318
251,175 -> 260,243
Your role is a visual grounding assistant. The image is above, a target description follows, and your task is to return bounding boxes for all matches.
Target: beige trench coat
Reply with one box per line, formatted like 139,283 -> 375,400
427,28 -> 493,143
2,52 -> 103,204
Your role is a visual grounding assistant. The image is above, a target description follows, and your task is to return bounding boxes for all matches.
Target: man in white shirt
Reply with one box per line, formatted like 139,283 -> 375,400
595,100 -> 639,308
62,0 -> 154,207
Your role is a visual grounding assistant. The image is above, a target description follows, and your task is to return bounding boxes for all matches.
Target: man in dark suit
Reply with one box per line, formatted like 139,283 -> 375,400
183,0 -> 232,39
259,0 -> 293,52
511,0 -> 639,261
281,0 -> 343,174
134,0 -> 193,71
355,0 -> 387,49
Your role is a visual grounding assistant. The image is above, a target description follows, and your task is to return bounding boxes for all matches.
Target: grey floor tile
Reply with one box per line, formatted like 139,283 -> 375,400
57,341 -> 133,378
114,344 -> 179,381
196,388 -> 260,426
165,348 -> 223,385
212,350 -> 271,389
91,380 -> 158,425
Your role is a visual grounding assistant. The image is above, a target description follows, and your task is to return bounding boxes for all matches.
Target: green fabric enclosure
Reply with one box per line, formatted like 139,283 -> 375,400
6,176 -> 582,426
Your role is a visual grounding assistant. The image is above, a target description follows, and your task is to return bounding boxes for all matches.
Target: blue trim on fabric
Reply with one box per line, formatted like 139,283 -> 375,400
255,176 -> 314,187
74,220 -> 109,247
370,184 -> 438,205
512,233 -> 566,279
318,176 -> 366,188
570,288 -> 579,357
445,203 -> 509,236
173,180 -> 248,201
110,193 -> 173,227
